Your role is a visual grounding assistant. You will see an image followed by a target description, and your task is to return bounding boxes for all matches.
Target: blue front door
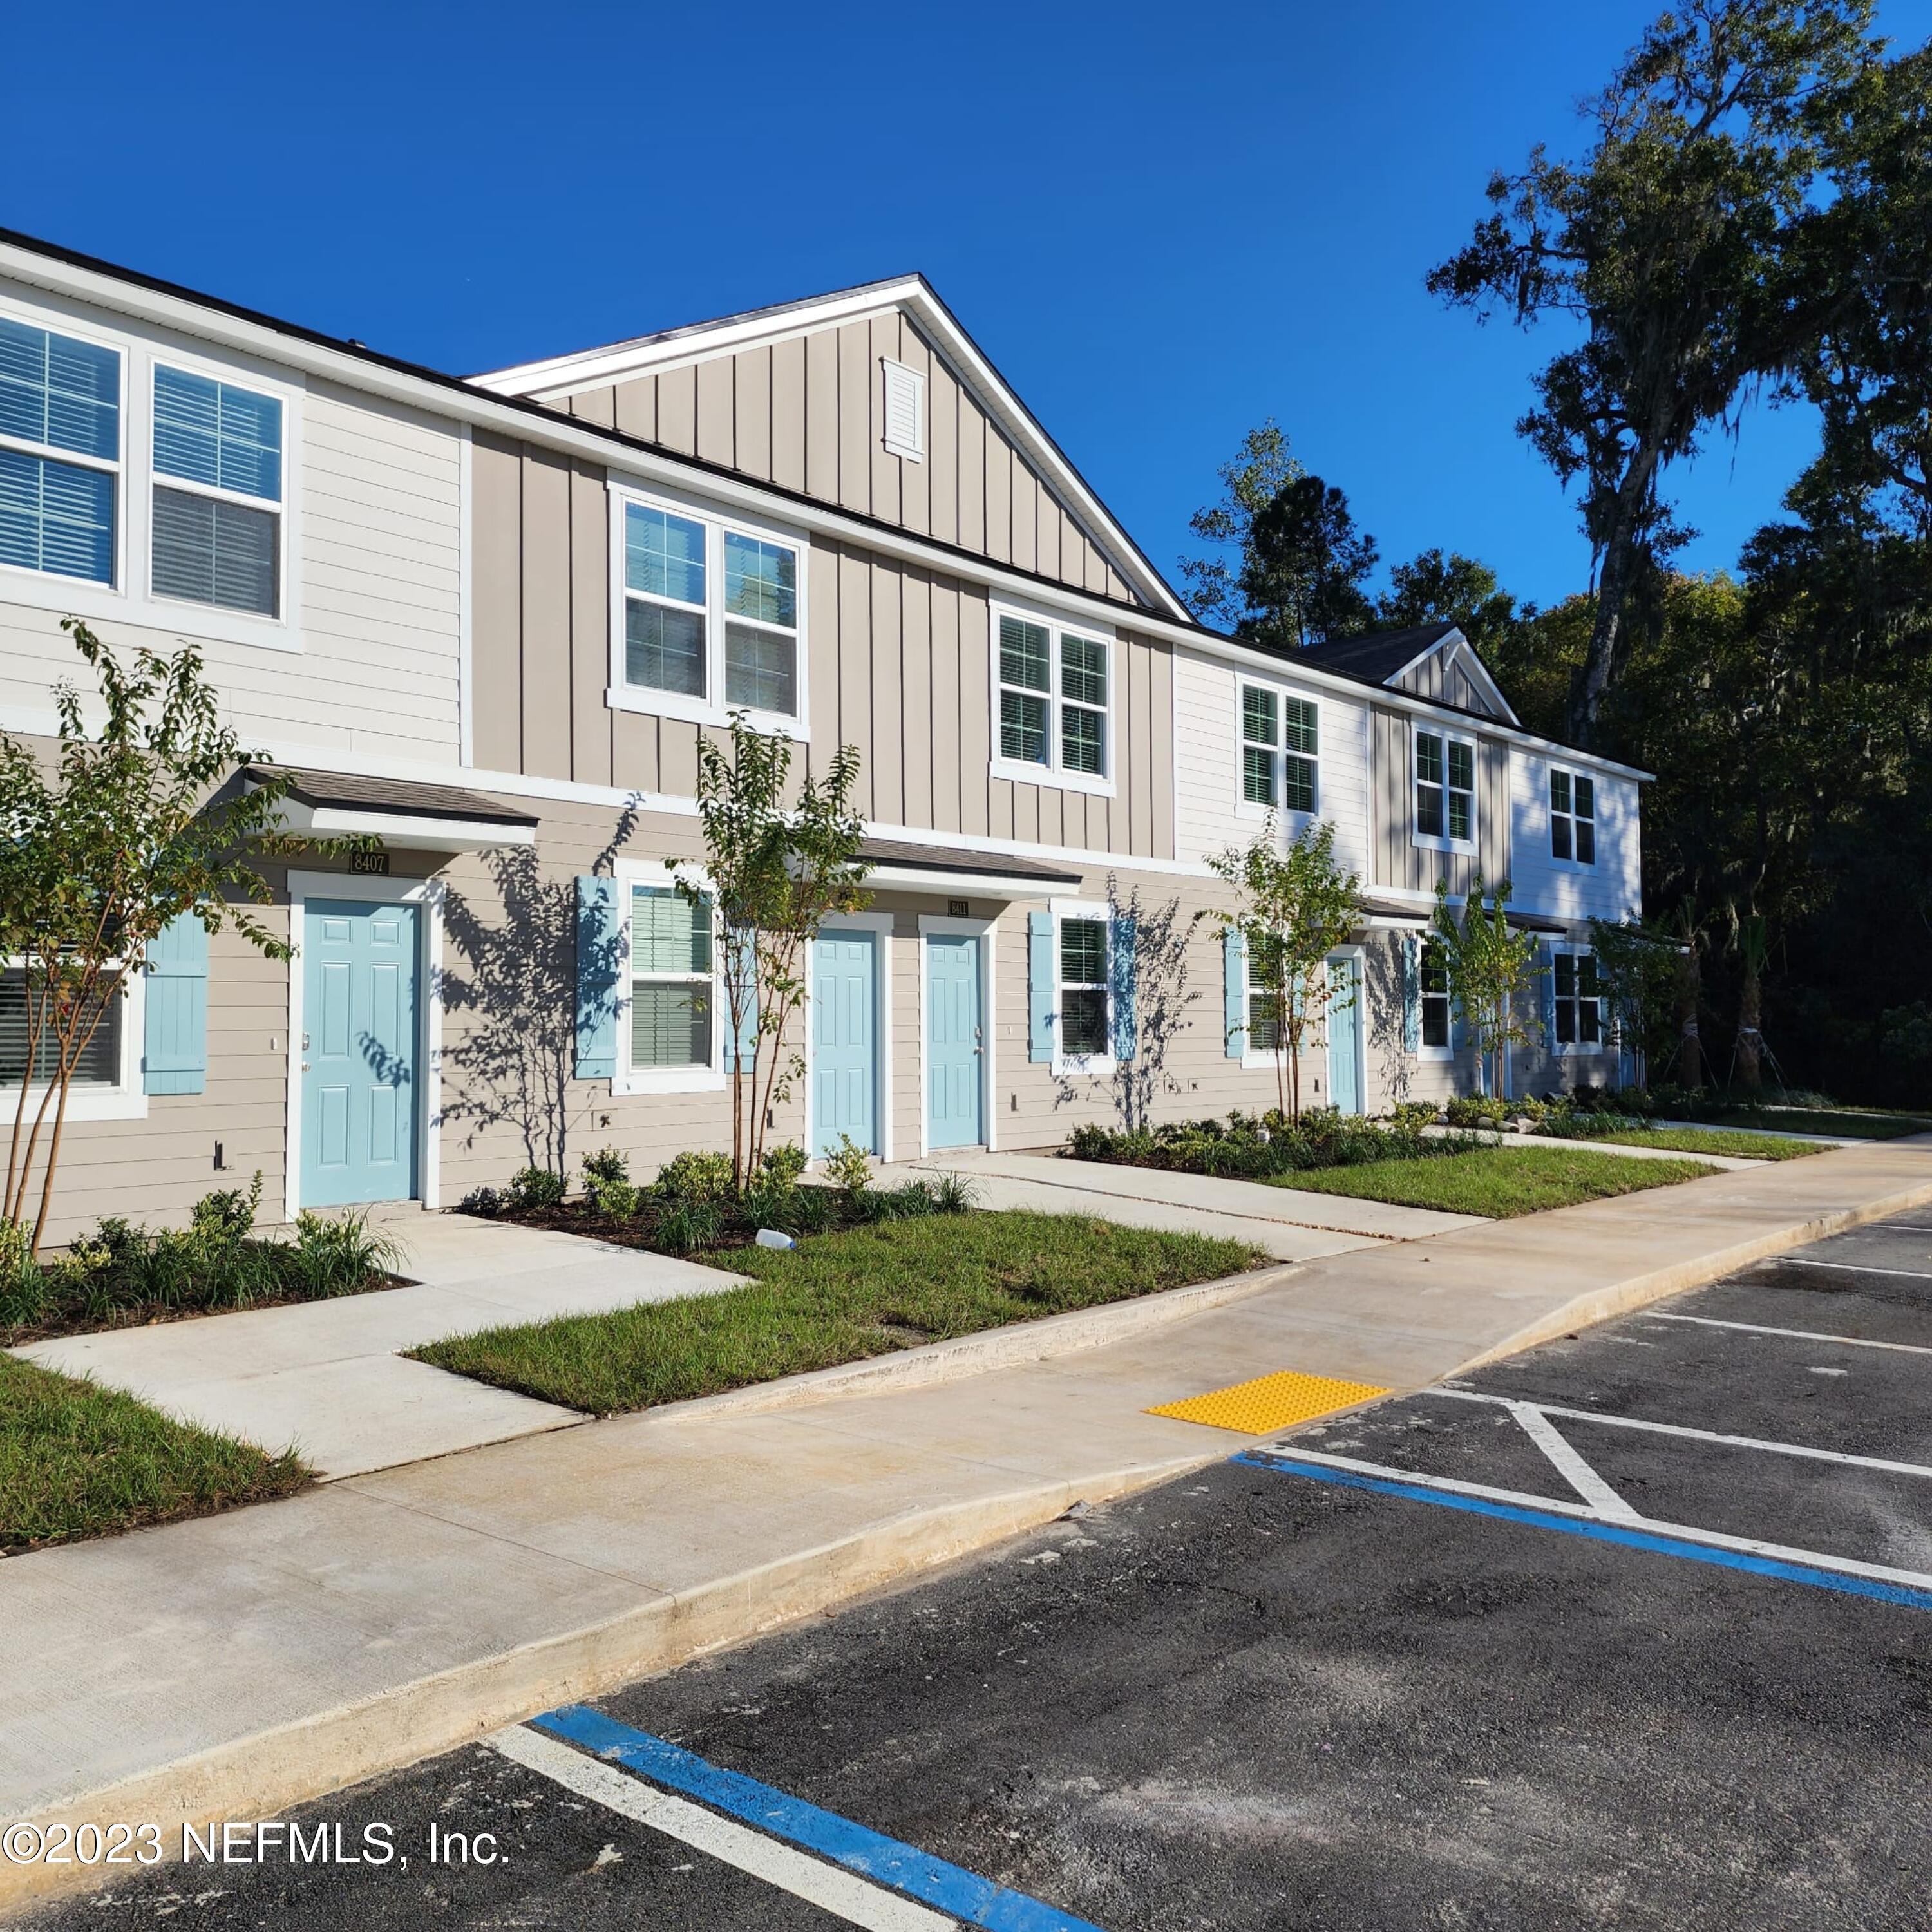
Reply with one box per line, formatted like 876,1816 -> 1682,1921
812,929 -> 878,1157
302,898 -> 419,1207
1327,953 -> 1362,1116
925,934 -> 983,1151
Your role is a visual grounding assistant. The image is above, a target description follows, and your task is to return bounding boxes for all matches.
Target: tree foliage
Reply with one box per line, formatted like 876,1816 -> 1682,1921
1374,549 -> 1522,659
677,717 -> 870,1190
1430,876 -> 1541,1100
0,621 -> 327,1251
1202,817 -> 1364,1120
1430,0 -> 1877,746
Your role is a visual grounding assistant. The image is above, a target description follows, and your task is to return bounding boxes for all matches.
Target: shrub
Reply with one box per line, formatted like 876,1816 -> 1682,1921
592,1179 -> 641,1220
459,1185 -> 504,1217
191,1172 -> 262,1248
1444,1096 -> 1510,1130
582,1147 -> 630,1187
1388,1101 -> 1439,1138
507,1167 -> 567,1212
824,1135 -> 872,1194
1064,1108 -> 1484,1180
654,1149 -> 735,1204
285,1211 -> 401,1298
654,1199 -> 724,1255
758,1142 -> 809,1194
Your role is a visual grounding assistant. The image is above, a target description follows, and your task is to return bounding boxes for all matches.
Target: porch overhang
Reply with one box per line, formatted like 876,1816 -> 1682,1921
1354,896 -> 1432,933
246,767 -> 540,853
855,837 -> 1081,902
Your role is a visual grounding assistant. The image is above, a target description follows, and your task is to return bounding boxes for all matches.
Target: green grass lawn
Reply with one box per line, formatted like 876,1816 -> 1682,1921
1696,1108 -> 1932,1140
1563,1124 -> 1827,1161
1,1354 -> 309,1555
1271,1144 -> 1719,1218
410,1210 -> 1264,1417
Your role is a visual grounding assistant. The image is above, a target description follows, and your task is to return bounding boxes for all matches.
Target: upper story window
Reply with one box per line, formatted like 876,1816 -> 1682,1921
1553,949 -> 1604,1048
0,317 -> 120,587
1416,726 -> 1475,848
1240,683 -> 1317,814
617,494 -> 803,726
1550,767 -> 1596,865
1058,915 -> 1111,1059
629,884 -> 714,1072
151,365 -> 283,618
994,611 -> 1113,791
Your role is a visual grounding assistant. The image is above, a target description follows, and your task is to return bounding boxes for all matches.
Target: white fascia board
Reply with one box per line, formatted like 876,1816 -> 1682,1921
0,241 -> 1642,782
864,864 -> 1065,900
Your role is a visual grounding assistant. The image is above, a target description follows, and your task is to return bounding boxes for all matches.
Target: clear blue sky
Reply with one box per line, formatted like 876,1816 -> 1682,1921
6,0 -> 1927,614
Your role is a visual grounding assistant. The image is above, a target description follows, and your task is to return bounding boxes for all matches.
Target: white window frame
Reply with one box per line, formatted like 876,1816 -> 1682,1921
1241,936 -> 1288,1072
1417,937 -> 1455,1062
990,601 -> 1117,797
606,482 -> 810,738
1549,763 -> 1598,869
147,355 -> 292,629
0,308 -> 125,598
0,292 -> 304,653
881,358 -> 924,462
1412,723 -> 1478,855
1235,677 -> 1319,823
0,956 -> 147,1122
613,860 -> 727,1096
1050,896 -> 1114,1076
1551,946 -> 1606,1056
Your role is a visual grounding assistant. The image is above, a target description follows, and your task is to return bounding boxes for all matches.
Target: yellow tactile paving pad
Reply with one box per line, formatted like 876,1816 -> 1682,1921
1148,1369 -> 1391,1434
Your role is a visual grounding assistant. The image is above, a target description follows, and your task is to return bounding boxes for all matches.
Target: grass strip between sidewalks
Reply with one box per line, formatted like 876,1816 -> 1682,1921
1,1353 -> 310,1555
410,1210 -> 1265,1417
1271,1144 -> 1720,1218
1558,1124 -> 1827,1161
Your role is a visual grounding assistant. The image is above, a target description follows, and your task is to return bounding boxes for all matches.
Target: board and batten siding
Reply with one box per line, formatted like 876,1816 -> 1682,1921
1506,751 -> 1643,923
1171,645 -> 1371,878
1368,705 -> 1511,896
468,440 -> 1176,861
1390,643 -> 1501,718
561,308 -> 1138,603
0,381 -> 462,765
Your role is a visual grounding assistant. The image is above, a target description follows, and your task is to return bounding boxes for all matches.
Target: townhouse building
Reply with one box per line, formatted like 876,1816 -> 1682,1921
0,230 -> 1647,1238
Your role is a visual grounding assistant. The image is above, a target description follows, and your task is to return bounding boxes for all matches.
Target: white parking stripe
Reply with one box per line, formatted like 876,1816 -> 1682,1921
1428,1388 -> 1932,1481
1776,1257 -> 1932,1281
490,1724 -> 957,1932
1507,1401 -> 1643,1522
1643,1312 -> 1932,1356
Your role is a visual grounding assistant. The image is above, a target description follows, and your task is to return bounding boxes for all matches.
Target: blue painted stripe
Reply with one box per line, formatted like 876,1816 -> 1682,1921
1237,1449 -> 1932,1613
530,1703 -> 1107,1931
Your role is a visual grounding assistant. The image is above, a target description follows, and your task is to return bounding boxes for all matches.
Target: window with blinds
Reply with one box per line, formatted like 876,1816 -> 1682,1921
0,969 -> 122,1089
151,365 -> 283,617
0,317 -> 120,587
629,886 -> 714,1070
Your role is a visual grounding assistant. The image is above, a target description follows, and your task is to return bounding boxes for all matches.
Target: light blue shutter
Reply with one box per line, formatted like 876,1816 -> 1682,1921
723,925 -> 758,1070
574,875 -> 621,1080
1539,943 -> 1558,1053
143,911 -> 207,1095
1028,911 -> 1055,1063
1224,927 -> 1247,1059
1109,912 -> 1138,1060
1401,935 -> 1421,1054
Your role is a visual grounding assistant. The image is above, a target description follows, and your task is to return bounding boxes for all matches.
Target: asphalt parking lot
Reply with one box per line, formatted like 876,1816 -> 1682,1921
33,1208 -> 1932,1932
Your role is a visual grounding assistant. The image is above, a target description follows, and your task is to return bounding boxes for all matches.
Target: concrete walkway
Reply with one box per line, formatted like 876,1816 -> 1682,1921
14,1217 -> 741,1480
5,1137 -> 1931,1915
898,1147 -> 1482,1253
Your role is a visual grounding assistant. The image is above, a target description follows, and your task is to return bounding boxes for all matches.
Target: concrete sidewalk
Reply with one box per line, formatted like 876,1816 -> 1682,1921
5,1139 -> 1931,1914
14,1217 -> 741,1479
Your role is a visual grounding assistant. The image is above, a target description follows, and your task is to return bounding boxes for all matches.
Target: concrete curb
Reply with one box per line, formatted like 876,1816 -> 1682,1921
1451,1170 -> 1932,1376
643,1259 -> 1299,1425
0,1455 -> 1212,1918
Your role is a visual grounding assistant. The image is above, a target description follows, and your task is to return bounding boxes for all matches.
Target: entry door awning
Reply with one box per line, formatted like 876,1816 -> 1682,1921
855,837 -> 1082,901
246,766 -> 539,853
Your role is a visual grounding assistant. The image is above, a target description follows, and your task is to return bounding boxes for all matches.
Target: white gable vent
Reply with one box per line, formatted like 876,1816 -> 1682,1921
882,358 -> 925,462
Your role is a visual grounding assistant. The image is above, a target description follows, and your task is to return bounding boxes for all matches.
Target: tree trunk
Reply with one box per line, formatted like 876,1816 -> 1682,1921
1736,963 -> 1763,1094
1569,451 -> 1661,748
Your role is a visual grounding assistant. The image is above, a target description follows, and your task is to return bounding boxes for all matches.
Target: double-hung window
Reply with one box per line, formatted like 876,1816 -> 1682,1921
629,885 -> 715,1072
1419,940 -> 1452,1050
151,365 -> 283,618
1059,916 -> 1110,1059
1553,951 -> 1603,1048
620,497 -> 802,723
1416,728 -> 1475,846
996,612 -> 1112,787
0,317 -> 120,587
1550,768 -> 1596,864
1240,683 -> 1317,813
